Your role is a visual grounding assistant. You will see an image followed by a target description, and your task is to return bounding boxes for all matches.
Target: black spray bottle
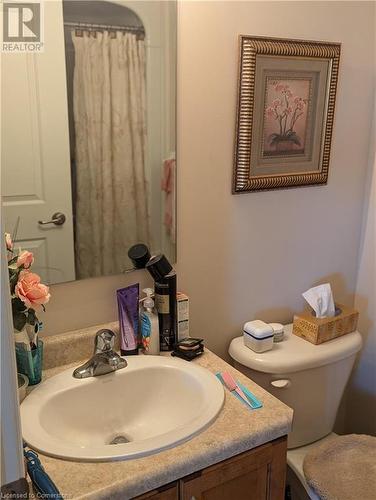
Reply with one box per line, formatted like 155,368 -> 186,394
146,255 -> 177,351
128,246 -> 177,351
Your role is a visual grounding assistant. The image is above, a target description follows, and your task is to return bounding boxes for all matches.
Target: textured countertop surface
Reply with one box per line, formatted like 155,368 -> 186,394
27,324 -> 293,499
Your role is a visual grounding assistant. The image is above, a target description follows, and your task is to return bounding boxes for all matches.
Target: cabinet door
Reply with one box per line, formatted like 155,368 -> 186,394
180,438 -> 287,500
134,482 -> 178,500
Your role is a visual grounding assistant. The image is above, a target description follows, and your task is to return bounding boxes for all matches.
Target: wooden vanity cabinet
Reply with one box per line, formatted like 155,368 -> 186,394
135,482 -> 179,500
134,437 -> 287,500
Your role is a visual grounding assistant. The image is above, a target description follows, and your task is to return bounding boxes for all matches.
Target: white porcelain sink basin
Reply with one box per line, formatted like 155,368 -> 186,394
21,356 -> 224,462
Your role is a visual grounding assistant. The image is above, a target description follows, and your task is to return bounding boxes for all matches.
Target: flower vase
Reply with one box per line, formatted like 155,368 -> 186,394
14,328 -> 43,385
276,140 -> 295,152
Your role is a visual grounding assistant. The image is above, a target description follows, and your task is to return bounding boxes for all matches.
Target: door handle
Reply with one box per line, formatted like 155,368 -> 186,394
38,212 -> 66,226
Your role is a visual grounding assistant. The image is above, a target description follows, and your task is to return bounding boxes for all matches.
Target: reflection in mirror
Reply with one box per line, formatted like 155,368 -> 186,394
2,0 -> 176,284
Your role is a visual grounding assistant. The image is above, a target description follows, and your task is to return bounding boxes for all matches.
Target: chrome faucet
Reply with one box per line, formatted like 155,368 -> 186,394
73,329 -> 127,379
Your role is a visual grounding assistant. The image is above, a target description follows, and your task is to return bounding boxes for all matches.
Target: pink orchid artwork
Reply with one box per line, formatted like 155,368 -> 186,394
263,78 -> 310,156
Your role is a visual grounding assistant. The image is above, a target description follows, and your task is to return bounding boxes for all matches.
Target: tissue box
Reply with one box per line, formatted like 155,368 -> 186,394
292,303 -> 359,345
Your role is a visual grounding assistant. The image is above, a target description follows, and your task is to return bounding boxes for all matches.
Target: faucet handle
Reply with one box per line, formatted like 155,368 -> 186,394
94,329 -> 116,353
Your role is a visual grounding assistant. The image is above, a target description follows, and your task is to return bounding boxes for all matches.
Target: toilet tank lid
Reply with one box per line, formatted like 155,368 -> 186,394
229,324 -> 362,374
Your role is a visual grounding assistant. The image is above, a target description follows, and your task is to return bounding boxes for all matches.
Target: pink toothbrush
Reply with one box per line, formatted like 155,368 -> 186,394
221,371 -> 253,409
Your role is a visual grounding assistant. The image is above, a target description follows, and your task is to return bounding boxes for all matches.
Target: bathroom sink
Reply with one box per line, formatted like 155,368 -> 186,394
20,356 -> 224,462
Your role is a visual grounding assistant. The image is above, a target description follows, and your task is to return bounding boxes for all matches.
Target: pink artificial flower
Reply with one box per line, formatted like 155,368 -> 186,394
5,233 -> 13,251
15,270 -> 50,310
294,96 -> 306,109
17,250 -> 34,269
275,83 -> 289,93
266,107 -> 275,118
272,99 -> 281,108
285,89 -> 293,98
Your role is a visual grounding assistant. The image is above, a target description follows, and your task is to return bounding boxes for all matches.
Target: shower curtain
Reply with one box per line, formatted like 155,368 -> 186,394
72,31 -> 150,278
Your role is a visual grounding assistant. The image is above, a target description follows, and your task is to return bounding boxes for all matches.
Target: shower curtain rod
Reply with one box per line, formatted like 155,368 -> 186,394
64,21 -> 145,35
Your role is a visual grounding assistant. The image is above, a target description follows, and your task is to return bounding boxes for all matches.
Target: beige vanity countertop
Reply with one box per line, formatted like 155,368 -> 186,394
30,326 -> 293,500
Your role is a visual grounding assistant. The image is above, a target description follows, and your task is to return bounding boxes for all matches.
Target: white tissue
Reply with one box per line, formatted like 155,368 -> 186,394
302,283 -> 335,318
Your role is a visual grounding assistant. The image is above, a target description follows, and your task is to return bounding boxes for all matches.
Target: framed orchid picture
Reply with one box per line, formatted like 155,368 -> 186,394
233,36 -> 341,193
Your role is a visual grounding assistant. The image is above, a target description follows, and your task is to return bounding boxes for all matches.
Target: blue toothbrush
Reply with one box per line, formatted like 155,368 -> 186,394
24,446 -> 63,499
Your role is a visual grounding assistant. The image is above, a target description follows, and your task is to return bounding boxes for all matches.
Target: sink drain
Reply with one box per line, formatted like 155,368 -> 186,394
108,435 -> 131,445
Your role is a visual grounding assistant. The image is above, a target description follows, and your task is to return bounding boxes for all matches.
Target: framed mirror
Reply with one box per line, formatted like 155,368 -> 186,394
2,0 -> 177,284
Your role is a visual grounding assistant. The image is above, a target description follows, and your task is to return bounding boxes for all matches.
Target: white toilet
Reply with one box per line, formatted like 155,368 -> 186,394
229,324 -> 362,500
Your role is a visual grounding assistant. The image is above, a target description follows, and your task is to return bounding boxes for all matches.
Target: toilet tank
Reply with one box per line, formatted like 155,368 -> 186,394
229,325 -> 362,449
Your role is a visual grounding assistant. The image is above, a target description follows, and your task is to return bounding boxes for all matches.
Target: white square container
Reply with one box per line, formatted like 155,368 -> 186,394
243,320 -> 274,353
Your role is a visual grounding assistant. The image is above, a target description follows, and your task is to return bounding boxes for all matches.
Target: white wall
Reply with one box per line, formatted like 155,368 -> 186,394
44,1 -> 374,373
345,106 -> 376,435
177,1 -> 375,359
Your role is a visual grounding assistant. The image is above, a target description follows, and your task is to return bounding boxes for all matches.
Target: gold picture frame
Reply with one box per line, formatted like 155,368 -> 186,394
233,36 -> 341,193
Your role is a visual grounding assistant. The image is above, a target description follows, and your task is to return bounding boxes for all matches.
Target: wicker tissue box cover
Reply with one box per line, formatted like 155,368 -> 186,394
292,303 -> 359,345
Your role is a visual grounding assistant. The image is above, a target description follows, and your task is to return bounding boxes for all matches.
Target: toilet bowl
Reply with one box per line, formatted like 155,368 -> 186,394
229,324 -> 362,499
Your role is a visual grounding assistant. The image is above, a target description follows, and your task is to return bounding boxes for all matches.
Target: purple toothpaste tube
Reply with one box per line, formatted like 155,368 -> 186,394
117,284 -> 139,355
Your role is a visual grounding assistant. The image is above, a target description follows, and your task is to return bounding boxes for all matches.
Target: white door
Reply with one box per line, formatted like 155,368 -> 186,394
1,0 -> 75,284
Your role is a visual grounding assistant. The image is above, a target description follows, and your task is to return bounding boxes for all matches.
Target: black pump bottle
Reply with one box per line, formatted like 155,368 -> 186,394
128,246 -> 177,351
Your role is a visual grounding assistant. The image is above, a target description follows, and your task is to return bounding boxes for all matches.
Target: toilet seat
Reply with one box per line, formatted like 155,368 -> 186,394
302,433 -> 376,500
287,433 -> 337,500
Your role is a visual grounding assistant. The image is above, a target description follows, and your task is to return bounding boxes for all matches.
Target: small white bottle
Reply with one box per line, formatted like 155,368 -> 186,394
270,323 -> 284,343
141,288 -> 160,355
